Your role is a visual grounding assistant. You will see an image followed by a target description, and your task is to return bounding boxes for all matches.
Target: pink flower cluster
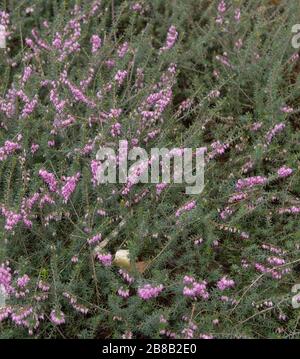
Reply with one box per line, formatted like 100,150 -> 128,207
289,53 -> 299,63
278,206 -> 300,215
111,122 -> 122,137
220,206 -> 233,220
0,140 -> 21,161
90,160 -> 101,186
90,34 -> 101,53
182,320 -> 198,339
217,276 -> 235,291
37,280 -> 50,292
0,262 -> 12,295
208,89 -> 220,99
236,176 -> 267,191
117,42 -> 129,58
0,207 -> 22,231
175,98 -> 192,117
119,269 -> 134,284
251,122 -> 262,132
50,309 -> 65,325
208,140 -> 229,160
21,95 -> 38,119
117,287 -> 130,298
87,233 -> 102,245
114,70 -> 127,86
241,160 -> 254,174
265,122 -> 285,145
11,307 -> 33,326
255,263 -> 290,280
38,169 -> 58,192
215,54 -> 232,68
156,183 -> 168,196
63,292 -> 88,314
132,3 -> 143,13
71,255 -> 79,263
0,307 -> 11,322
0,10 -> 10,28
277,166 -> 293,178
96,252 -> 112,267
21,66 -> 33,85
16,274 -> 30,288
215,1 -> 226,24
267,257 -> 285,266
30,143 -> 39,154
228,192 -> 247,203
135,67 -> 144,89
64,79 -> 96,108
280,106 -> 293,113
235,8 -> 241,22
39,194 -> 55,208
182,276 -> 209,300
159,26 -> 178,53
175,200 -> 196,217
137,284 -> 164,300
261,243 -> 286,256
61,172 -> 80,203
199,334 -> 214,339
49,85 -> 66,113
137,63 -> 176,127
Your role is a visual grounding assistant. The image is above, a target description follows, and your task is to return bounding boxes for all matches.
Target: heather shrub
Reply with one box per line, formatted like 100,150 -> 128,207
0,0 -> 300,339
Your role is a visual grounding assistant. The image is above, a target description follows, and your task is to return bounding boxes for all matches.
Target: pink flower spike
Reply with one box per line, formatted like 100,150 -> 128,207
90,34 -> 101,53
277,166 -> 293,178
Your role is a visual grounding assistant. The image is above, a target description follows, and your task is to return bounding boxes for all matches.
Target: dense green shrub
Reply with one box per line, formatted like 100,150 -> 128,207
0,0 -> 300,338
